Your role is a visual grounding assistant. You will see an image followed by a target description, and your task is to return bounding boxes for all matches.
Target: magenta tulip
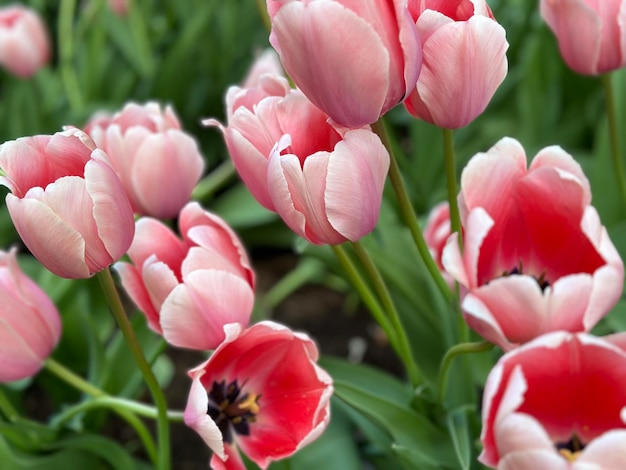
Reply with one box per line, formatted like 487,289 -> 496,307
480,332 -> 626,469
85,101 -> 205,219
184,321 -> 333,470
0,248 -> 61,383
442,137 -> 624,351
405,0 -> 508,129
115,202 -> 255,350
267,0 -> 422,127
0,5 -> 50,78
541,0 -> 626,75
0,129 -> 135,279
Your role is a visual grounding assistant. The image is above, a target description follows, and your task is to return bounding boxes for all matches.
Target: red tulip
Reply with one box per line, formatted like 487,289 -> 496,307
405,0 -> 508,128
424,201 -> 454,287
184,321 -> 333,470
115,202 -> 255,350
541,0 -> 626,75
0,248 -> 61,382
267,0 -> 422,127
0,5 -> 50,78
480,332 -> 626,469
85,102 -> 205,219
0,129 -> 135,279
442,137 -> 624,350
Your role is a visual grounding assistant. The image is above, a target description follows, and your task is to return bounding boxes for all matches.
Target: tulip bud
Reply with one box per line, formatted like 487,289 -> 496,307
0,5 -> 50,78
0,248 -> 61,383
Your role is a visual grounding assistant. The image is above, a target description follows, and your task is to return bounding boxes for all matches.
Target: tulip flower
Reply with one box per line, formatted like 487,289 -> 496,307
424,201 -> 454,288
0,248 -> 61,383
480,331 -> 626,469
108,0 -> 129,16
85,101 -> 205,219
540,0 -> 626,75
115,202 -> 255,350
209,84 -> 390,244
405,0 -> 508,129
184,321 -> 333,470
0,129 -> 135,279
267,0 -> 422,127
442,137 -> 624,351
0,5 -> 50,78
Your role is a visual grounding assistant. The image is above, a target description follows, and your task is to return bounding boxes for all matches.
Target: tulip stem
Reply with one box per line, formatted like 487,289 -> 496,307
331,245 -> 400,357
96,268 -> 171,470
351,241 -> 422,387
442,128 -> 462,240
191,159 -> 237,202
59,0 -> 84,112
437,341 -> 493,404
0,388 -> 19,422
371,118 -> 453,304
601,73 -> 626,209
255,0 -> 271,32
44,358 -> 159,465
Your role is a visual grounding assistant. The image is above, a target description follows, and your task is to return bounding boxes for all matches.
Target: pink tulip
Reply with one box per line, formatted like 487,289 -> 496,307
480,331 -> 626,469
0,5 -> 50,78
209,84 -> 390,244
442,137 -> 624,351
267,0 -> 422,127
541,0 -> 626,75
184,321 -> 333,470
85,101 -> 205,219
108,0 -> 129,16
115,202 -> 255,350
405,0 -> 508,129
0,129 -> 135,279
0,248 -> 61,383
424,201 -> 455,289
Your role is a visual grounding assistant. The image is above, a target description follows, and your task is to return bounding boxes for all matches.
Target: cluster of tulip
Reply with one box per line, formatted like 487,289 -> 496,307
1,0 -> 626,469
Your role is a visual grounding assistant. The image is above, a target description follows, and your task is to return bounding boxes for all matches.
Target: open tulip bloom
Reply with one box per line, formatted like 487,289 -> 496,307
443,137 -> 624,351
184,322 -> 333,470
480,332 -> 626,469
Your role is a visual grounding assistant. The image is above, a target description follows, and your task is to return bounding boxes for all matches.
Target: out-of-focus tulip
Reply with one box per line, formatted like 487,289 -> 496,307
267,0 -> 422,127
115,202 -> 255,350
85,101 -> 205,219
423,201 -> 454,288
405,0 -> 508,129
480,331 -> 626,469
208,76 -> 389,244
540,0 -> 626,75
0,5 -> 50,78
442,137 -> 624,351
184,321 -> 333,470
0,129 -> 135,279
108,0 -> 129,16
0,248 -> 61,383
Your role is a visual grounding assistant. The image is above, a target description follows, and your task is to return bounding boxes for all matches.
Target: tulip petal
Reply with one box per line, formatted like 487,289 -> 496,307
578,430 -> 626,468
115,261 -> 163,333
325,129 -> 389,240
128,217 -> 187,278
160,270 -> 254,350
270,1 -> 389,127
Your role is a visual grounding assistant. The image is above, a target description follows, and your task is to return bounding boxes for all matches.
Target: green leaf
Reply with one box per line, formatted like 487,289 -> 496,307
47,433 -> 136,470
446,407 -> 472,470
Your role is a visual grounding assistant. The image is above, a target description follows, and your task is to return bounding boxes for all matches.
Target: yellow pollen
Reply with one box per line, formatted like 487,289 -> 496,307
238,393 -> 260,414
559,449 -> 581,462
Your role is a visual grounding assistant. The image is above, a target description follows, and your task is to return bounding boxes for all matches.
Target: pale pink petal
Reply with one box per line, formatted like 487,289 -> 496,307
495,413 -> 556,460
270,1 -> 389,127
498,450 -> 570,470
114,261 -> 163,333
530,145 -> 591,204
0,318 -> 47,382
325,129 -> 389,240
577,430 -> 626,468
210,444 -> 246,470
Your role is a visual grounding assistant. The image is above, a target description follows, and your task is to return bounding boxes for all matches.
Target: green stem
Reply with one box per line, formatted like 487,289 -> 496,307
601,73 -> 626,208
0,388 -> 19,422
191,159 -> 237,201
59,0 -> 84,112
437,341 -> 493,404
255,0 -> 271,32
331,245 -> 400,355
442,128 -> 462,239
96,268 -> 170,470
44,358 -> 158,465
371,118 -> 452,304
351,241 -> 421,387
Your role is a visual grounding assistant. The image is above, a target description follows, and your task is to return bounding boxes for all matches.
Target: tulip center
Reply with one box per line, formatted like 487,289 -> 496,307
502,260 -> 550,292
556,434 -> 585,462
207,379 -> 260,444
